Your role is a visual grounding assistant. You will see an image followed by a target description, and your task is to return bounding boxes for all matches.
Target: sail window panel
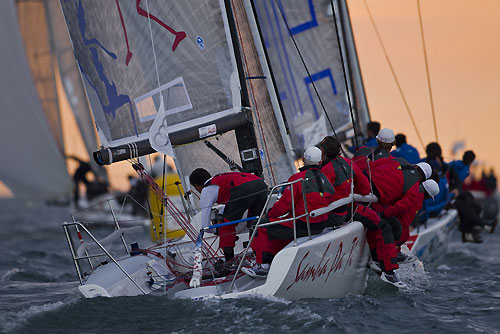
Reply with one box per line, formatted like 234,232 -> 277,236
60,0 -> 243,148
134,77 -> 193,123
253,0 -> 352,157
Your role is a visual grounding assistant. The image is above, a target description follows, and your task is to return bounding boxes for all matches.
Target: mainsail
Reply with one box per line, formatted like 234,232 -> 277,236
252,0 -> 367,157
0,0 -> 72,200
61,0 -> 245,147
60,0 -> 296,188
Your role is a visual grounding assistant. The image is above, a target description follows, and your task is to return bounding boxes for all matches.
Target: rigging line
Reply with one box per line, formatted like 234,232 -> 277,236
144,0 -> 161,89
330,0 -> 359,150
362,0 -> 425,150
417,0 -> 438,142
273,0 -> 345,156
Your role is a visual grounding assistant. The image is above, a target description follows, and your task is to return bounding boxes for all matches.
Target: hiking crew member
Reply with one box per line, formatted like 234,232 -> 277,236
352,204 -> 403,285
353,128 -> 397,173
245,147 -> 335,277
319,136 -> 371,227
189,168 -> 268,261
391,133 -> 421,164
368,157 -> 432,262
449,150 -> 484,243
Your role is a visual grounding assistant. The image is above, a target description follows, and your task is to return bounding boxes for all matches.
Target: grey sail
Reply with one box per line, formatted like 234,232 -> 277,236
252,0 -> 359,157
60,0 -> 246,149
174,0 -> 296,187
0,0 -> 72,200
60,0 -> 297,189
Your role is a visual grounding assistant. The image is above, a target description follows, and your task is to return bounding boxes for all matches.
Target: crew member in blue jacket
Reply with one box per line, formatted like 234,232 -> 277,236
448,150 -> 484,243
391,133 -> 420,164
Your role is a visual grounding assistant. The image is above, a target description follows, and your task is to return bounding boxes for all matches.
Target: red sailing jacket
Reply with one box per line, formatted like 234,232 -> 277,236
396,185 -> 425,243
368,157 -> 422,226
352,146 -> 391,173
268,165 -> 335,226
369,156 -> 417,205
205,172 -> 262,204
321,156 -> 370,201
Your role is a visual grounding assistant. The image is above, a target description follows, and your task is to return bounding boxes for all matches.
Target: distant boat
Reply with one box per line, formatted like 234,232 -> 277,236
0,0 -> 104,202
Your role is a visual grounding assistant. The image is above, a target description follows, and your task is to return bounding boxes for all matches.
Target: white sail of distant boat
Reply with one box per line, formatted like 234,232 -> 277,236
0,0 -> 72,200
0,0 -> 110,200
44,0 -> 106,178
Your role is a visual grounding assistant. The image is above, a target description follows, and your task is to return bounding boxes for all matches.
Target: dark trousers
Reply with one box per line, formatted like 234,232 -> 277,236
218,179 -> 269,249
455,191 -> 483,232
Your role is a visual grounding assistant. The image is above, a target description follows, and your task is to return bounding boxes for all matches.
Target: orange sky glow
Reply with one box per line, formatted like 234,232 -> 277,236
348,0 -> 500,176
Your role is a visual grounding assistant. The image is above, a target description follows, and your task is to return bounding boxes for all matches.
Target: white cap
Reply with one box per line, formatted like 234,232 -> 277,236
422,179 -> 440,199
303,146 -> 322,164
376,128 -> 396,144
416,162 -> 432,180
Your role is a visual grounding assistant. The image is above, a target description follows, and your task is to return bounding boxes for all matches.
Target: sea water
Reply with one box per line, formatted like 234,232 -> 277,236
1,198 -> 499,334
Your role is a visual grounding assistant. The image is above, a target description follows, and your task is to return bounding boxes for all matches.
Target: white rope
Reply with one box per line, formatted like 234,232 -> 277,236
145,0 -> 161,90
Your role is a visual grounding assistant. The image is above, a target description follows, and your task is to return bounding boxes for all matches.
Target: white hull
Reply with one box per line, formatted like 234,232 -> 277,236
177,222 -> 369,300
77,221 -> 369,300
406,209 -> 458,263
71,205 -> 458,300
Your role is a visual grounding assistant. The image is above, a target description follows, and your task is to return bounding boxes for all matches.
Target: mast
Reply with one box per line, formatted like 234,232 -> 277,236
225,0 -> 263,176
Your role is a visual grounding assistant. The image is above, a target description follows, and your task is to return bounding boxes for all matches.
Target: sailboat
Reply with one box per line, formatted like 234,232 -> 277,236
59,0 -> 456,299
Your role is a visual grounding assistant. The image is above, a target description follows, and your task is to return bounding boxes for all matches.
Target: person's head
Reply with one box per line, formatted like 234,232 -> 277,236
189,168 -> 212,193
376,128 -> 396,151
422,179 -> 439,200
395,134 -> 406,147
366,121 -> 380,138
303,146 -> 322,166
425,142 -> 442,160
318,136 -> 340,160
463,150 -> 476,166
416,162 -> 432,181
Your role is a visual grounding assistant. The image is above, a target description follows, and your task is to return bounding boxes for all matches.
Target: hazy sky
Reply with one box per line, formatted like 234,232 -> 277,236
348,0 -> 500,174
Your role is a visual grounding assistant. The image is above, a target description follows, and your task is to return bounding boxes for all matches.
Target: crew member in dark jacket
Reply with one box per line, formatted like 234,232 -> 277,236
245,147 -> 335,277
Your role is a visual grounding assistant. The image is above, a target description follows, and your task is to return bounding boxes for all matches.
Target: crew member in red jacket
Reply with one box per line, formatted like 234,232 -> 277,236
319,136 -> 371,226
189,168 -> 268,261
244,147 -> 335,277
395,179 -> 439,247
352,128 -> 396,173
368,157 -> 432,263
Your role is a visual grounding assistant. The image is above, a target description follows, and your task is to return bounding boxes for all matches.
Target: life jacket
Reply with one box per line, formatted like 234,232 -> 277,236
369,157 -> 419,205
352,146 -> 391,173
322,156 -> 352,201
205,172 -> 261,204
268,165 -> 335,225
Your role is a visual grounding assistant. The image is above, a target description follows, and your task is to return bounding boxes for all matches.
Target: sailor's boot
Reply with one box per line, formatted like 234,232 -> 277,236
223,247 -> 234,261
472,226 -> 483,243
